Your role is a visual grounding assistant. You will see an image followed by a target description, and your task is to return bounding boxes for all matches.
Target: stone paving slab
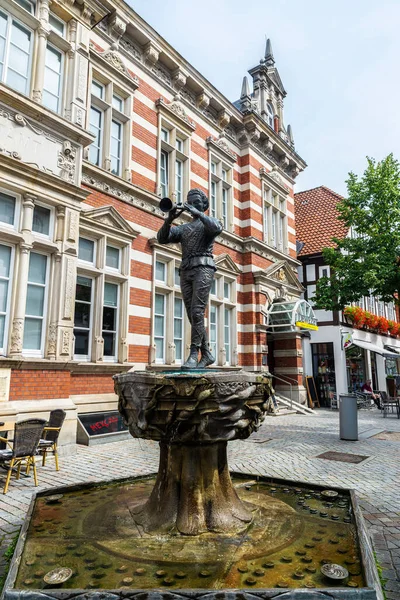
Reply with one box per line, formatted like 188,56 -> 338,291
1,408 -> 399,597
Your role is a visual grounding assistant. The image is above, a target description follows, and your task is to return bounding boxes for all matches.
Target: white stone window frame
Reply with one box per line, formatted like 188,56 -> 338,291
78,235 -> 97,267
158,117 -> 190,204
102,278 -> 120,363
87,67 -> 132,180
0,242 -> 15,355
151,248 -> 189,366
73,273 -> 95,362
209,154 -> 232,231
74,212 -> 132,364
0,5 -> 34,97
0,1 -> 72,107
208,261 -> 238,367
261,178 -> 288,253
31,199 -> 55,241
43,39 -> 65,115
0,187 -> 21,232
22,249 -> 50,358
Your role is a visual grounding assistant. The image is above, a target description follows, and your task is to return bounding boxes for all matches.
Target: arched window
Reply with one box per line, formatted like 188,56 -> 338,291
267,102 -> 274,128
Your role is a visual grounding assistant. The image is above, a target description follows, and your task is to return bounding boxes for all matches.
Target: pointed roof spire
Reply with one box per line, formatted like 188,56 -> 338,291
287,124 -> 295,147
265,38 -> 275,66
240,75 -> 250,99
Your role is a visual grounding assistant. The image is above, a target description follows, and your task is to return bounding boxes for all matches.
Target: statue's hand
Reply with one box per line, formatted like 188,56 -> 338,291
167,205 -> 180,223
184,203 -> 202,218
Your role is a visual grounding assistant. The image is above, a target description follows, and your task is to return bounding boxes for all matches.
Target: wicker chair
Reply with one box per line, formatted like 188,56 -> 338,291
0,419 -> 46,494
37,409 -> 66,471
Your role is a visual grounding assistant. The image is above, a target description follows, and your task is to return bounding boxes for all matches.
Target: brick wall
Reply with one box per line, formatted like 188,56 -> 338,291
9,370 -> 115,401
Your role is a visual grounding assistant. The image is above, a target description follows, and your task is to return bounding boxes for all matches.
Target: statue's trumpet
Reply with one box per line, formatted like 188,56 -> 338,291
159,197 -> 185,214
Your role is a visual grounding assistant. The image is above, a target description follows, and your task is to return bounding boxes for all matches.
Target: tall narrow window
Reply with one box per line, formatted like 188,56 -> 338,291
23,252 -> 47,352
105,245 -> 120,270
103,282 -> 118,360
32,204 -> 51,236
73,276 -> 93,359
174,297 -> 184,363
43,44 -> 62,113
110,120 -> 122,176
0,13 -> 32,95
210,304 -> 217,359
154,293 -> 165,363
224,307 -> 231,365
271,211 -> 276,247
267,102 -> 274,128
263,204 -> 269,243
279,214 -> 284,250
222,188 -> 228,229
210,181 -> 217,218
0,245 -> 12,352
175,159 -> 183,204
0,192 -> 16,227
89,107 -> 102,166
160,151 -> 169,198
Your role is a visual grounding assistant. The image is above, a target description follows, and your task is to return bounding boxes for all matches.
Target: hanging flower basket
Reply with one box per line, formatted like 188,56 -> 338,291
343,306 -> 399,337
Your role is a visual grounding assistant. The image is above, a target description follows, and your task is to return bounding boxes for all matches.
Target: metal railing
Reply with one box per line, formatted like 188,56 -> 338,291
271,372 -> 296,409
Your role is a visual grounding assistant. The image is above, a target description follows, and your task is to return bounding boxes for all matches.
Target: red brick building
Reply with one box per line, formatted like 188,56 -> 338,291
0,0 -> 306,447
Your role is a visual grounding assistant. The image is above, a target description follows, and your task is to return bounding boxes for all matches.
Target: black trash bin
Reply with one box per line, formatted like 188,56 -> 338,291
339,393 -> 358,441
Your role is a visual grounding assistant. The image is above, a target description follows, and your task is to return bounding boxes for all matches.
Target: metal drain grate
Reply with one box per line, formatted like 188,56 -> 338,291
315,451 -> 369,464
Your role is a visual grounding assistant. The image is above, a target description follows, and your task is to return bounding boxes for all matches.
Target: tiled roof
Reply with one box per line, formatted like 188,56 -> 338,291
294,186 -> 349,257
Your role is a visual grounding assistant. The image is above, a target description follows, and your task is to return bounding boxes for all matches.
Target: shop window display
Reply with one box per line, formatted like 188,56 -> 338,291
311,342 -> 336,407
346,345 -> 366,392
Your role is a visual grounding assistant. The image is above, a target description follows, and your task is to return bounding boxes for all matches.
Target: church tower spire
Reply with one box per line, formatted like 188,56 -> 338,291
264,38 -> 275,67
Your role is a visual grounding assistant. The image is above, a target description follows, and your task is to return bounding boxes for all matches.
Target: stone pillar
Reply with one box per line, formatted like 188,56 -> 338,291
9,243 -> 32,357
32,0 -> 51,103
65,21 -> 89,128
272,332 -> 306,404
47,252 -> 62,360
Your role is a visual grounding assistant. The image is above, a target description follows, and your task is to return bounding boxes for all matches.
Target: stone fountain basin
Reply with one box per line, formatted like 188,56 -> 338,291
3,473 -> 382,600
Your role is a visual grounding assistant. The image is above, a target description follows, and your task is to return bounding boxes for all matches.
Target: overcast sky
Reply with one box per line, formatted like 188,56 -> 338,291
128,0 -> 400,196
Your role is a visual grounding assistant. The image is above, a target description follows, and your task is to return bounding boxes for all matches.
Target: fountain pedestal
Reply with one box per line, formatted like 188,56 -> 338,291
114,370 -> 272,535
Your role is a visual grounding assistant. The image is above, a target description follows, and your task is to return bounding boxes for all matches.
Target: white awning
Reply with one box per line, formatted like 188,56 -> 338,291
352,339 -> 400,358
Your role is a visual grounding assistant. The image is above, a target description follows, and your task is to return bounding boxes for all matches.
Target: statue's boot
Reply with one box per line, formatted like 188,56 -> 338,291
182,345 -> 199,369
198,347 -> 215,368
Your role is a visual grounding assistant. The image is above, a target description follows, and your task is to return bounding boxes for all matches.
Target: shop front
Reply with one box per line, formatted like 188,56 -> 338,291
303,325 -> 400,401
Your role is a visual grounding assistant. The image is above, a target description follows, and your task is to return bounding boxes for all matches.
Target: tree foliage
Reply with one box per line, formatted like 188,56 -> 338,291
314,154 -> 400,310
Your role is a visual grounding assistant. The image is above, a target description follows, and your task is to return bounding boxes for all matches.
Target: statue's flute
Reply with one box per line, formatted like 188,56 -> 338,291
159,197 -> 186,217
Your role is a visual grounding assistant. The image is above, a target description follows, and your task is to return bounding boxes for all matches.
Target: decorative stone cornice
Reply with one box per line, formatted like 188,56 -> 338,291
108,10 -> 128,42
254,259 -> 304,294
218,109 -> 231,129
156,95 -> 196,132
80,205 -> 140,240
89,43 -> 139,89
260,166 -> 289,196
197,93 -> 210,111
172,68 -> 187,91
144,40 -> 160,67
214,253 -> 241,275
206,134 -> 237,163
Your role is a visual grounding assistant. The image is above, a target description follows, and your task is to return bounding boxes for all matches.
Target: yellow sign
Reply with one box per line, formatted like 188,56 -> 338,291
296,321 -> 319,331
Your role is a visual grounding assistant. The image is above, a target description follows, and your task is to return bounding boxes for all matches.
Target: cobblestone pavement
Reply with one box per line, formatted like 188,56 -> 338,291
1,408 -> 400,597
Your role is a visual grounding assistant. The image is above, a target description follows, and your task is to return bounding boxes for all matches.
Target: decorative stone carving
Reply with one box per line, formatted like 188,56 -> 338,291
0,105 -> 79,182
280,155 -> 290,169
263,138 -> 274,153
180,87 -> 196,106
156,96 -> 196,130
10,319 -> 23,355
109,11 -> 127,42
218,109 -> 230,129
61,330 -> 70,355
76,55 -> 88,103
291,165 -> 300,178
172,68 -> 187,91
95,336 -> 104,362
206,134 -> 237,162
224,124 -> 237,141
237,127 -> 250,145
144,41 -> 160,66
151,63 -> 171,86
67,210 -> 79,243
57,142 -> 76,183
202,105 -> 218,125
197,92 -> 210,111
120,36 -> 143,62
47,323 -> 57,356
63,259 -> 76,320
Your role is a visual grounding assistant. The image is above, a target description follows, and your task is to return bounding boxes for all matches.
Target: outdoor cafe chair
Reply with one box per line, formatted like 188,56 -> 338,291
380,391 -> 400,418
37,409 -> 66,471
0,419 -> 46,494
